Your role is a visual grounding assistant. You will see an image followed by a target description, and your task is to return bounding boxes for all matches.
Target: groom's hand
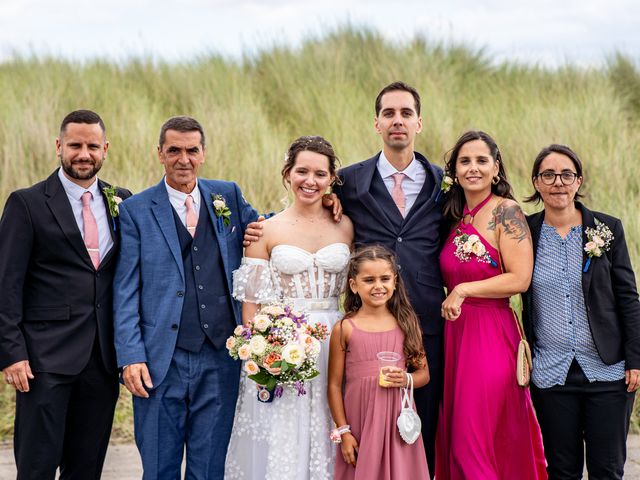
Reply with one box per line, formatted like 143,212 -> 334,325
123,362 -> 153,398
3,360 -> 34,393
243,215 -> 265,247
322,193 -> 343,223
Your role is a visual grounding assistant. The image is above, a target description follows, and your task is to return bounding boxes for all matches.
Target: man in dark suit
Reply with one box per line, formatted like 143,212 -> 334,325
113,116 -> 258,479
333,82 -> 445,477
0,110 -> 131,479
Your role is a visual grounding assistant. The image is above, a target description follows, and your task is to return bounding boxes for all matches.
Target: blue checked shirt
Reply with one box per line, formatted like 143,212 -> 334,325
531,223 -> 625,388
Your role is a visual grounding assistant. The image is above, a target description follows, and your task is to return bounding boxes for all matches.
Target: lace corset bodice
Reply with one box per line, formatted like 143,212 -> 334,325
232,243 -> 350,303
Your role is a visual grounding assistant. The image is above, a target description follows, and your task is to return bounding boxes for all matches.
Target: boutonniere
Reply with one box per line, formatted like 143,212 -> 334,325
102,186 -> 123,217
211,193 -> 231,227
440,175 -> 454,194
583,219 -> 613,272
452,230 -> 497,267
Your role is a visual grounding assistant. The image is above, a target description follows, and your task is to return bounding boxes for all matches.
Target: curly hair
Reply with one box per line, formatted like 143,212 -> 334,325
280,135 -> 341,189
342,245 -> 426,370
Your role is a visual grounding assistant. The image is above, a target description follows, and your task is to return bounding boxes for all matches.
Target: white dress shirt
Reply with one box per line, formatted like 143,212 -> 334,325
58,167 -> 113,261
377,151 -> 426,214
164,178 -> 201,228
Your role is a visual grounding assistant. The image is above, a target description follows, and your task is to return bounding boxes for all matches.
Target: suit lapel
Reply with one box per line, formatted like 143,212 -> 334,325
578,202 -> 595,300
44,172 -> 95,269
355,155 -> 398,234
97,179 -> 117,242
527,211 -> 545,260
200,182 -> 230,279
150,181 -> 184,282
402,155 -> 441,232
96,180 -> 118,269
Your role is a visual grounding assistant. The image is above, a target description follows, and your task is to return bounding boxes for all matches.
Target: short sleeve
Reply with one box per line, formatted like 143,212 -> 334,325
232,257 -> 276,304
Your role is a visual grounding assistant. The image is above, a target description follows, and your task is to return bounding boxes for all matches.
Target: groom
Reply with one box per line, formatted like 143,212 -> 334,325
113,116 -> 259,479
334,81 -> 445,476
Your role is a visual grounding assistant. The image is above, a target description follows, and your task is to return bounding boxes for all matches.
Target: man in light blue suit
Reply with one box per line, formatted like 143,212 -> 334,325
113,116 -> 258,479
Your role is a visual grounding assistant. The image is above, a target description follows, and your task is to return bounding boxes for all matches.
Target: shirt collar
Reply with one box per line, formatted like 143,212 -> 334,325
57,167 -> 100,200
164,177 -> 201,207
377,150 -> 419,181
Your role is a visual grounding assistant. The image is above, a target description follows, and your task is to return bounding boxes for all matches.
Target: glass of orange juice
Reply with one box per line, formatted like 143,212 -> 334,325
376,351 -> 401,387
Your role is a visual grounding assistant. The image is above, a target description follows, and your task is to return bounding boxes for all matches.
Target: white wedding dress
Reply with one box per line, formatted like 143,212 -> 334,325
224,243 -> 350,480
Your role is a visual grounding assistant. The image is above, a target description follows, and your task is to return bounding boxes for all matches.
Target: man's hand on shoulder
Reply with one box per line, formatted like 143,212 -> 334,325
123,362 -> 153,398
3,360 -> 34,393
243,215 -> 266,247
322,193 -> 342,223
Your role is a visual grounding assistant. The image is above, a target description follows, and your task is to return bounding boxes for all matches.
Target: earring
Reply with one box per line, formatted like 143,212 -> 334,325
492,175 -> 499,185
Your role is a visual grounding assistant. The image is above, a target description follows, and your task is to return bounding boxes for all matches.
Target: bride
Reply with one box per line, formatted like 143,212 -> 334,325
224,136 -> 354,480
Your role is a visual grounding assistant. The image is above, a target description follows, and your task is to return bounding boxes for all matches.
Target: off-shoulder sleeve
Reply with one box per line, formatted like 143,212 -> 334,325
232,257 -> 276,304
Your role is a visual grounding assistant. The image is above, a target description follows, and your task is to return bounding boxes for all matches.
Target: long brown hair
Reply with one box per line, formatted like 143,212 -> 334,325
442,130 -> 515,223
342,245 -> 426,370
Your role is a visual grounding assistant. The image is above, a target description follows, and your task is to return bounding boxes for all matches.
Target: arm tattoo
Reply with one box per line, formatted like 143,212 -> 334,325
488,202 -> 531,243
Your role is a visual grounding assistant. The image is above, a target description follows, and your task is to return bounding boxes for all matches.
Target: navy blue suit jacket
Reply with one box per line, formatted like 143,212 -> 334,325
335,152 -> 446,335
113,178 -> 258,387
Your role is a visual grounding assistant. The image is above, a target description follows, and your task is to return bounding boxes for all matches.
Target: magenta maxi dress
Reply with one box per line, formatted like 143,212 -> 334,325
436,198 -> 547,480
334,318 -> 429,480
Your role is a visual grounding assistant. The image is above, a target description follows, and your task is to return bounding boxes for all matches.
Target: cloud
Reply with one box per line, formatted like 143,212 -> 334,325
0,0 -> 637,65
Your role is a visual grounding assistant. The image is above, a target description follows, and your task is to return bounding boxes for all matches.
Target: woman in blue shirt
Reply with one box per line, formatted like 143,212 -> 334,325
522,144 -> 640,480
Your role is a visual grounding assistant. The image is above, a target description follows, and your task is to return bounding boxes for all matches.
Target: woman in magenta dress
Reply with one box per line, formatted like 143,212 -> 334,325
436,130 -> 547,479
328,245 -> 430,480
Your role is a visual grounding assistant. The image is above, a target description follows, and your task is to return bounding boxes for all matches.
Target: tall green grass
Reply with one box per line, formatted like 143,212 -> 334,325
1,27 -> 639,440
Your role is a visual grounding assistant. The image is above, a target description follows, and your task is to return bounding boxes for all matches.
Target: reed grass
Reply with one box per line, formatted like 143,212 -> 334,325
1,26 -> 639,440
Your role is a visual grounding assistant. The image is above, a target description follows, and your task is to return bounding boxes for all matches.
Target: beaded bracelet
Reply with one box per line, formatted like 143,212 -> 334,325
330,425 -> 351,444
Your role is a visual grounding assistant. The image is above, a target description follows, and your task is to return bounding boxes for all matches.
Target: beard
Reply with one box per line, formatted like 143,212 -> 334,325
60,158 -> 103,180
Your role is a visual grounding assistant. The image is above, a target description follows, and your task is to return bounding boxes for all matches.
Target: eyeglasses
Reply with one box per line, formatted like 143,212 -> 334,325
535,171 -> 579,186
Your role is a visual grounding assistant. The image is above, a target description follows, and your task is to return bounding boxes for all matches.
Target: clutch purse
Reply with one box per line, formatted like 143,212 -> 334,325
513,310 -> 532,387
397,372 -> 422,444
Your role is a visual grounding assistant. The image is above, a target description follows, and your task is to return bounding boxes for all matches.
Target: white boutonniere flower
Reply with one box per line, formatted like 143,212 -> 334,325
441,175 -> 454,193
211,193 -> 231,227
102,186 -> 123,217
583,219 -> 613,272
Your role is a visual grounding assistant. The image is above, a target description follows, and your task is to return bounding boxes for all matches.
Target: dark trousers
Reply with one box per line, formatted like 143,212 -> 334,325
13,340 -> 119,480
531,360 -> 635,480
414,333 -> 443,479
133,340 -> 241,480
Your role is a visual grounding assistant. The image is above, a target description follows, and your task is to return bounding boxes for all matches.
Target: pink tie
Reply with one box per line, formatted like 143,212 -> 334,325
391,172 -> 407,217
81,191 -> 100,269
185,195 -> 197,237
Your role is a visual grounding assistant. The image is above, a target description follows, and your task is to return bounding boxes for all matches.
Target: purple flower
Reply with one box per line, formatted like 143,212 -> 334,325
294,381 -> 306,396
274,385 -> 284,398
240,327 -> 252,339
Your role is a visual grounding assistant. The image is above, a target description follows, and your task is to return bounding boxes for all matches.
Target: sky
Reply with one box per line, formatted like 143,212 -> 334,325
1,0 -> 638,66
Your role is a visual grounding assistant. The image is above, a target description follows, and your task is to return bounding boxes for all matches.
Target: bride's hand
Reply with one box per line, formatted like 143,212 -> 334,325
441,286 -> 466,321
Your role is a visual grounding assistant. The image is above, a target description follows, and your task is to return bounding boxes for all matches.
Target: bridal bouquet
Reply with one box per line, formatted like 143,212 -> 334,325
226,303 -> 329,402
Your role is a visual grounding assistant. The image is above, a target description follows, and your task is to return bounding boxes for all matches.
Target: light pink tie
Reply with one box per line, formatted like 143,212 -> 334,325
185,195 -> 197,237
81,191 -> 100,269
391,172 -> 407,217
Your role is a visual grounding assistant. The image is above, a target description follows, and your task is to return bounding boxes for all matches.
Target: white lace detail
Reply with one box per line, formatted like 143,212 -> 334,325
232,257 -> 277,304
225,243 -> 350,480
270,243 -> 350,300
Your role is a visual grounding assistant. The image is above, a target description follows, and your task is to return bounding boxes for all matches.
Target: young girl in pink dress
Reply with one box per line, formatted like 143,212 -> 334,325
327,245 -> 430,480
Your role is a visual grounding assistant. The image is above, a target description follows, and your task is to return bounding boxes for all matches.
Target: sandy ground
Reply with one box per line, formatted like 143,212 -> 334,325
1,436 -> 640,478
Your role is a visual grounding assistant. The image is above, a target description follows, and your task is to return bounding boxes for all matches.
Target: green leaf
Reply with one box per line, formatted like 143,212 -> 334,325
266,377 -> 277,390
248,370 -> 271,385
